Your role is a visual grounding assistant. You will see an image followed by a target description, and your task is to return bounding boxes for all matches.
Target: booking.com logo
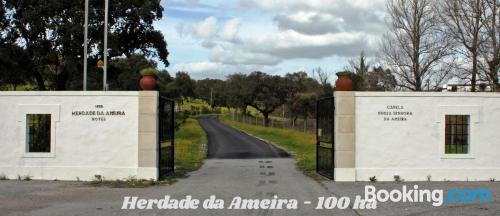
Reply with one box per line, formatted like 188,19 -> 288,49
445,188 -> 491,204
364,185 -> 492,207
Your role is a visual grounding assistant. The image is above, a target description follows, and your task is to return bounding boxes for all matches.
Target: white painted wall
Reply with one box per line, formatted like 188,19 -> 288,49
354,92 -> 500,181
0,91 -> 153,181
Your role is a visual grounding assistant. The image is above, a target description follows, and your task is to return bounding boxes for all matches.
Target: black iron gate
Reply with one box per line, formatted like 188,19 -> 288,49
316,97 -> 335,179
158,94 -> 175,179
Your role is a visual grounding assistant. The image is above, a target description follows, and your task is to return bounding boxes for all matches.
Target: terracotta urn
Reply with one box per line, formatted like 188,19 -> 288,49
335,73 -> 353,91
140,75 -> 157,90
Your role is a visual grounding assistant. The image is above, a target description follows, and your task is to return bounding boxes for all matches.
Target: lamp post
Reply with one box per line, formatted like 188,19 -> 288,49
83,0 -> 108,91
103,0 -> 109,91
83,0 -> 89,91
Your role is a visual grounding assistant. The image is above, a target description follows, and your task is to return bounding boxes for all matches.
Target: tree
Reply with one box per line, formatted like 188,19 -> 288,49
246,72 -> 291,127
4,0 -> 169,90
226,73 -> 255,113
156,70 -> 173,92
287,93 -> 316,123
0,1 -> 6,40
107,55 -> 157,90
383,0 -> 454,91
440,0 -> 485,92
165,72 -> 196,102
366,67 -> 397,91
0,43 -> 33,89
348,51 -> 370,90
195,79 -> 227,108
311,67 -> 334,96
479,0 -> 500,91
284,72 -> 323,124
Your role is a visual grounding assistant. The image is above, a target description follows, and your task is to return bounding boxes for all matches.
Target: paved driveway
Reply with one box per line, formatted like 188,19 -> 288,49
198,115 -> 289,159
0,116 -> 499,215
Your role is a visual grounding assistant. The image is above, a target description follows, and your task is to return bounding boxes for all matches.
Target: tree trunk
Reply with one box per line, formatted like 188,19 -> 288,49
488,61 -> 500,92
56,71 -> 68,90
241,106 -> 247,115
471,52 -> 478,92
33,70 -> 46,90
303,118 -> 307,132
263,113 -> 270,127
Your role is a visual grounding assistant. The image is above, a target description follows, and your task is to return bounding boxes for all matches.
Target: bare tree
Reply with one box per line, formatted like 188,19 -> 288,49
311,67 -> 331,87
479,0 -> 500,91
440,0 -> 485,92
382,0 -> 454,91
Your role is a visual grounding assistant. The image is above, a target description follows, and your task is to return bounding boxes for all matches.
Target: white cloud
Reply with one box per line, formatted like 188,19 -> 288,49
274,11 -> 343,35
241,0 -> 385,12
164,0 -> 389,78
247,30 -> 369,59
210,45 -> 282,65
192,16 -> 217,38
219,18 -> 241,41
176,16 -> 218,39
172,61 -> 264,79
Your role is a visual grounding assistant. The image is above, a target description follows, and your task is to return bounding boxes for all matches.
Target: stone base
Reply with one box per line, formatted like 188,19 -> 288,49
334,168 -> 356,182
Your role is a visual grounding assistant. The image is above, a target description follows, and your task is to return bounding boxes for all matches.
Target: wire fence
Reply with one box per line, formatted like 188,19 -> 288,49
229,113 -> 316,134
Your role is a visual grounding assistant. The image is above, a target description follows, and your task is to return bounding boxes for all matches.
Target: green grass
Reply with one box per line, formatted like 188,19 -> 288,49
221,115 -> 322,179
174,117 -> 207,177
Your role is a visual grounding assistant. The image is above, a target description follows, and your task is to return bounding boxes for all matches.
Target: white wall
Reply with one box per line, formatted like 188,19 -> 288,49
354,92 -> 500,181
0,91 -> 154,181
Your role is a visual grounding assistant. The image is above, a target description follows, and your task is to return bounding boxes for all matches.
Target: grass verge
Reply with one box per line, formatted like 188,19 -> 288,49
89,117 -> 207,188
174,117 -> 208,177
220,115 -> 322,179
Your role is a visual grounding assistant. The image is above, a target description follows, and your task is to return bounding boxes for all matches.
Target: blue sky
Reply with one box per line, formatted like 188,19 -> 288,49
154,0 -> 387,80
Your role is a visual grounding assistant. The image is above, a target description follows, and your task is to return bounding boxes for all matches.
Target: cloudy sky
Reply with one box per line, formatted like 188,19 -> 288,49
154,0 -> 387,80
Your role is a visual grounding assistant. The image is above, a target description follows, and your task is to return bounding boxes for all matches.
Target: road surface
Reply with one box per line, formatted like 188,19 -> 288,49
198,115 -> 289,158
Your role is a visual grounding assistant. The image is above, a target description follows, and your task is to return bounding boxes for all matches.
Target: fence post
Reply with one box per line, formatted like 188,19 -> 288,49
304,119 -> 307,133
271,118 -> 274,127
255,116 -> 258,126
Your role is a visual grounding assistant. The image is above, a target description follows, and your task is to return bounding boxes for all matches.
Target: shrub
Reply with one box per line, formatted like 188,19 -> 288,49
201,106 -> 210,114
0,173 -> 8,180
369,176 -> 377,182
213,107 -> 222,114
23,175 -> 32,181
140,67 -> 158,76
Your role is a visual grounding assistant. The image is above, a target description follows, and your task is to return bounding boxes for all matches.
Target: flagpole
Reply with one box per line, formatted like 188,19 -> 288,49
83,0 -> 89,91
103,0 -> 109,91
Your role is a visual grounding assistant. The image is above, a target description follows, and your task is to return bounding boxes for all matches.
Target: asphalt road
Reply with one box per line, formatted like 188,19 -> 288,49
198,115 -> 289,159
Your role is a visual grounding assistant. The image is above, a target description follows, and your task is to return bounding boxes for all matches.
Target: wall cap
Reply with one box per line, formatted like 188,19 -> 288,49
354,92 -> 500,97
0,91 -> 145,96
